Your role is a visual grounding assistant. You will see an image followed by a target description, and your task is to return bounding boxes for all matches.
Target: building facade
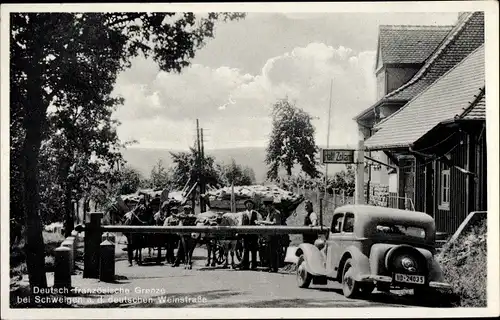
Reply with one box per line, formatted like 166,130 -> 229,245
354,12 -> 486,234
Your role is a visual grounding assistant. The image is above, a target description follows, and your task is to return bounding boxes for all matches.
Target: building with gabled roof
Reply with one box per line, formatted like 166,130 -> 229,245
365,45 -> 484,150
354,12 -> 485,235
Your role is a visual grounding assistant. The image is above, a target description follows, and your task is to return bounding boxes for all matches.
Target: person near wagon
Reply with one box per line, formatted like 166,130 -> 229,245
172,204 -> 195,267
164,205 -> 180,265
240,199 -> 262,270
260,197 -> 282,273
154,200 -> 169,225
302,200 -> 319,245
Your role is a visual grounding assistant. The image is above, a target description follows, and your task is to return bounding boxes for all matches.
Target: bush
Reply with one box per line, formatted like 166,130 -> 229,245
438,217 -> 487,307
10,230 -> 66,278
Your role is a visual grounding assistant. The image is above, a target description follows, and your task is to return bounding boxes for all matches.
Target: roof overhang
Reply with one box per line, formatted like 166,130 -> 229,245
364,142 -> 411,151
354,99 -> 408,123
365,114 -> 485,153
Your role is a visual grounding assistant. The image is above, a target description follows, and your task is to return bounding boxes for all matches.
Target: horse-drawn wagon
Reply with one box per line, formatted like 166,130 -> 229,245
102,184 -> 305,269
202,185 -> 305,268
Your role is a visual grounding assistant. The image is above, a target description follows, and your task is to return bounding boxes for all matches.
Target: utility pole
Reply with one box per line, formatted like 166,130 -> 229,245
355,130 -> 365,205
195,119 -> 202,212
200,127 -> 207,212
324,79 -> 333,199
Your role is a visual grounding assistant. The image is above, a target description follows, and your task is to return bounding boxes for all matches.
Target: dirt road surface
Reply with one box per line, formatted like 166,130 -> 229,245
23,245 -> 446,308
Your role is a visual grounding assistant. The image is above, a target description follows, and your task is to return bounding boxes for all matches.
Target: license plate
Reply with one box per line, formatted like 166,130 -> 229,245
394,273 -> 425,284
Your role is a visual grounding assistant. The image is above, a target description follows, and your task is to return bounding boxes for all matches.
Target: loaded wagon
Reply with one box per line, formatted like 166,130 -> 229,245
102,184 -> 305,268
202,184 -> 305,268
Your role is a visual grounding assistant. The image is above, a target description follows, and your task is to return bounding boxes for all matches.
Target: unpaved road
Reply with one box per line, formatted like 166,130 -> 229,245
20,246 -> 447,308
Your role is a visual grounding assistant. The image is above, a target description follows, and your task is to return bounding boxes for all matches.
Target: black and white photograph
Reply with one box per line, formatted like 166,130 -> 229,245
1,2 -> 499,319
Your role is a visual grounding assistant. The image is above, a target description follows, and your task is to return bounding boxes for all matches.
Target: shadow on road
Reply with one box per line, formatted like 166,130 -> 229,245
303,286 -> 454,308
206,297 -> 378,308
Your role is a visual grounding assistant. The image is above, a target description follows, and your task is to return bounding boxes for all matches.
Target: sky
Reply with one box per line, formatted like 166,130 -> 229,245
112,12 -> 459,151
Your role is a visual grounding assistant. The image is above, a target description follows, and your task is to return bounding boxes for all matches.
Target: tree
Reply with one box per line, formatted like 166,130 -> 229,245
327,164 -> 355,196
265,98 -> 320,181
242,166 -> 257,185
10,12 -> 245,291
117,166 -> 143,195
150,159 -> 171,190
43,92 -> 127,236
170,147 -> 221,190
218,159 -> 256,186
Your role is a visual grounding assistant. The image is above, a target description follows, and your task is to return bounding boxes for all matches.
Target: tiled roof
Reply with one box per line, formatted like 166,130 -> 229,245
355,12 -> 484,122
377,25 -> 452,65
384,12 -> 484,102
460,88 -> 485,120
364,45 -> 485,150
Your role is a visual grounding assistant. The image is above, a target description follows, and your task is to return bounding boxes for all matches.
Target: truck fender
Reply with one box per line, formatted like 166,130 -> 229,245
339,245 -> 371,282
416,248 -> 445,282
295,243 -> 327,276
370,243 -> 396,275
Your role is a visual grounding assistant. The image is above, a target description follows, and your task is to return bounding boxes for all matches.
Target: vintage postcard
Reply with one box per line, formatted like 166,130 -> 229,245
1,1 -> 499,319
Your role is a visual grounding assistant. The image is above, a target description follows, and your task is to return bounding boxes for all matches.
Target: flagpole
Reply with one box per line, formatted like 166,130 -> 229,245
324,79 -> 333,199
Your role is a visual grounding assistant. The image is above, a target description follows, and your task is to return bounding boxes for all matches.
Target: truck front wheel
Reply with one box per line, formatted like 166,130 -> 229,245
342,258 -> 361,298
296,255 -> 312,288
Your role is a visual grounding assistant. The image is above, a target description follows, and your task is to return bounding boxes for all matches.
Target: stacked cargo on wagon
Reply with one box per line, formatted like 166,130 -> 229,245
202,185 -> 305,268
202,184 -> 305,222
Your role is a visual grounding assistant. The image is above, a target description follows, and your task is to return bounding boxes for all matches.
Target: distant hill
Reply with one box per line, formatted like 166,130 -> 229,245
121,146 -> 347,183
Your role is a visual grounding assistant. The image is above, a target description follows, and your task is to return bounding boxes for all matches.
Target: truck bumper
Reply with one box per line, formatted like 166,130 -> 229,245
357,274 -> 452,290
358,274 -> 392,283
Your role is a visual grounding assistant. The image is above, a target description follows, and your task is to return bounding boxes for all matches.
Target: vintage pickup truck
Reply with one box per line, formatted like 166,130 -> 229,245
294,205 -> 451,298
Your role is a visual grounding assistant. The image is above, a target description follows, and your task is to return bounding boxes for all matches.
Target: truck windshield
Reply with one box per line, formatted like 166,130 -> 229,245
376,224 -> 426,239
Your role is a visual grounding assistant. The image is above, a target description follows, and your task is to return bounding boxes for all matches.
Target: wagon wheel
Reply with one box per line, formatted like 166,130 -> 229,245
215,241 -> 227,266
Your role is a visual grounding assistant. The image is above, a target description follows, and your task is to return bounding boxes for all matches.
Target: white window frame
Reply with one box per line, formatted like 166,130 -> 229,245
438,164 -> 450,210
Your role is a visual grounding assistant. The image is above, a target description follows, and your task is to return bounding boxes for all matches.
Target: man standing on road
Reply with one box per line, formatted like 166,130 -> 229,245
164,206 -> 180,265
173,204 -> 196,267
240,199 -> 262,270
260,197 -> 282,273
302,200 -> 319,245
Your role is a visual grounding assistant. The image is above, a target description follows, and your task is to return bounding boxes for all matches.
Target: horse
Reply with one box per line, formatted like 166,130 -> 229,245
218,212 -> 240,269
190,211 -> 221,267
175,214 -> 199,269
123,205 -> 152,266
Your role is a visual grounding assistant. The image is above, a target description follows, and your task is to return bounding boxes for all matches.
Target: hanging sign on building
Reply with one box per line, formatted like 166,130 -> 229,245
321,149 -> 355,164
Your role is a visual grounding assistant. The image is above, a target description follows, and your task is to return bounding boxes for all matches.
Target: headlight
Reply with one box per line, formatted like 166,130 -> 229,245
314,239 -> 325,250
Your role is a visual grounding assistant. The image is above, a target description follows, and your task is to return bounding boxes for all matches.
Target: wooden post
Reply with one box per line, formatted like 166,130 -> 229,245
200,128 -> 207,213
316,185 -> 320,207
99,240 -> 115,282
397,166 -> 405,209
425,161 -> 434,215
355,138 -> 365,204
54,247 -> 72,289
230,183 -> 235,213
62,238 -> 75,274
319,198 -> 324,227
83,212 -> 103,279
